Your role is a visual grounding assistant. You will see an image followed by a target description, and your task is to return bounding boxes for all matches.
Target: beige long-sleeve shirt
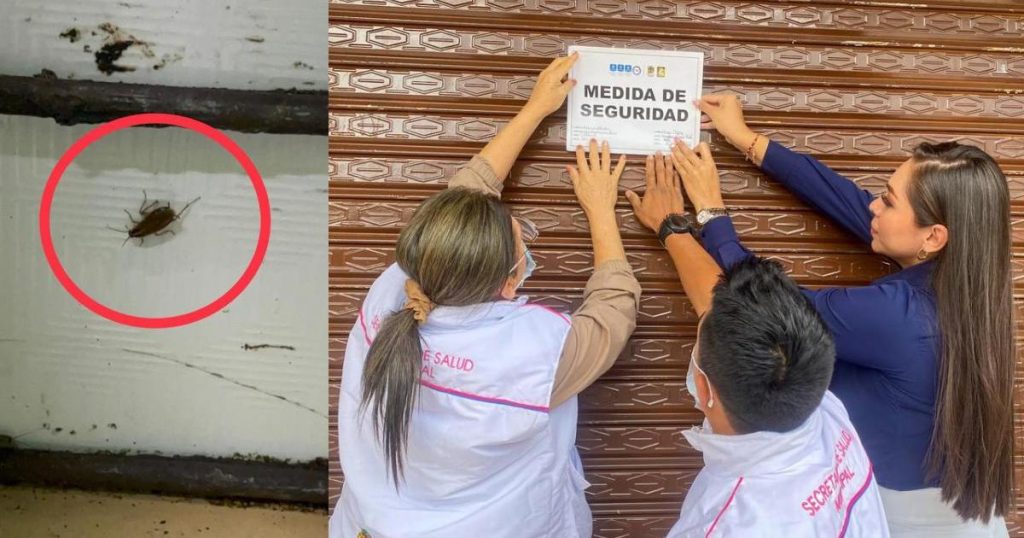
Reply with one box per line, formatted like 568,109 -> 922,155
448,155 -> 641,407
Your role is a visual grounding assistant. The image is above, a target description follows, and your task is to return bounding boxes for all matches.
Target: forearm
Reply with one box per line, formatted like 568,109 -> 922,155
588,212 -> 627,266
700,216 -> 755,271
550,260 -> 640,407
729,134 -> 875,244
478,106 -> 546,183
665,233 -> 722,317
724,128 -> 770,167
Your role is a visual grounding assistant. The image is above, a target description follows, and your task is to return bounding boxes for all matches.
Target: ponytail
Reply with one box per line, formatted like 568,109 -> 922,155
360,308 -> 422,486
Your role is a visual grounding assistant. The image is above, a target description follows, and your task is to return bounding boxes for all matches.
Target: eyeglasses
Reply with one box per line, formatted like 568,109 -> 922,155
514,216 -> 538,243
508,216 -> 539,275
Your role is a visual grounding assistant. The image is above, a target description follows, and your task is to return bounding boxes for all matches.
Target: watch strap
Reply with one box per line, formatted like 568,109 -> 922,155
658,213 -> 695,246
697,207 -> 729,226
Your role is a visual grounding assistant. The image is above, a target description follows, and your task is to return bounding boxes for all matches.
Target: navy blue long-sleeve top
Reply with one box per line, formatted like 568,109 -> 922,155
700,140 -> 940,491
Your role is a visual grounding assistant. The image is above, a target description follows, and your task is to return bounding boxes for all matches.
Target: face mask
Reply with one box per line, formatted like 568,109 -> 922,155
686,348 -> 712,411
516,247 -> 536,289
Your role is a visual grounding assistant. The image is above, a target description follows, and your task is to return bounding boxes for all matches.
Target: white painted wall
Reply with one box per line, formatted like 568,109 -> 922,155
0,0 -> 324,91
0,115 -> 327,461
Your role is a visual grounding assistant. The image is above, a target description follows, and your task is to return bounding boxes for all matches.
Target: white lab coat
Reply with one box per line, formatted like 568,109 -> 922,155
330,263 -> 590,538
668,391 -> 889,537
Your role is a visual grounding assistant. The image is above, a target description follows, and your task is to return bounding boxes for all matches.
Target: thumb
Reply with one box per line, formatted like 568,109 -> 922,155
696,142 -> 711,160
625,190 -> 641,212
560,78 -> 576,96
693,98 -> 717,117
566,165 -> 580,189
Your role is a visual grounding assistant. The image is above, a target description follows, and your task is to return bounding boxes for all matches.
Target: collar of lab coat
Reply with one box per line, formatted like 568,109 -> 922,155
421,295 -> 531,331
682,404 -> 822,477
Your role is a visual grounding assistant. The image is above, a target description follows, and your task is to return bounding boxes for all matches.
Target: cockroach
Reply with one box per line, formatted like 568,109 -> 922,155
108,190 -> 201,246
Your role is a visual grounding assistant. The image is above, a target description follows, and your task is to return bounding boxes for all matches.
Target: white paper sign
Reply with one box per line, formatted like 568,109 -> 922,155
566,46 -> 704,155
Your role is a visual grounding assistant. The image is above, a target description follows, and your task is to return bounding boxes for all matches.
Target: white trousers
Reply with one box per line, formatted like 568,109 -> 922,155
879,487 -> 1009,538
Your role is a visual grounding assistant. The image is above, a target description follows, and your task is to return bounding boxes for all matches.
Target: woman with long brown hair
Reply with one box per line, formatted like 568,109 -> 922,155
663,93 -> 1013,536
330,54 -> 640,538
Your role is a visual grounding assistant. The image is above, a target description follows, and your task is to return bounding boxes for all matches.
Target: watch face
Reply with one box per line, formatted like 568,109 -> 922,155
667,214 -> 691,228
659,214 -> 692,245
697,209 -> 722,225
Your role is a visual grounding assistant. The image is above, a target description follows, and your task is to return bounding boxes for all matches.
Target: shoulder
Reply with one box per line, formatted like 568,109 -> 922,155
811,279 -> 935,335
360,264 -> 409,330
518,302 -> 571,326
366,263 -> 407,300
506,302 -> 573,349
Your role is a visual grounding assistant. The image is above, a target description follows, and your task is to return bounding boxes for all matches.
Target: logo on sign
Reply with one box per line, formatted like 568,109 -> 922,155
609,63 -> 642,76
632,65 -> 668,77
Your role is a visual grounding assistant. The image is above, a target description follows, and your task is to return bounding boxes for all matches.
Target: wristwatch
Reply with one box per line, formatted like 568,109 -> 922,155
696,207 -> 729,226
658,213 -> 696,246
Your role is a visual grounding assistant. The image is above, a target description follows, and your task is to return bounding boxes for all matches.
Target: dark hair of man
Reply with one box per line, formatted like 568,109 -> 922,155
698,257 -> 835,434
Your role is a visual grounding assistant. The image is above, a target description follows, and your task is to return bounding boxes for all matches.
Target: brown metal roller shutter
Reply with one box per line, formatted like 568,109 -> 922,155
328,0 -> 1024,534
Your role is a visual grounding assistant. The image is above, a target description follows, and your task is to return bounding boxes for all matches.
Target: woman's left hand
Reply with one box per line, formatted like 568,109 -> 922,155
670,140 -> 724,214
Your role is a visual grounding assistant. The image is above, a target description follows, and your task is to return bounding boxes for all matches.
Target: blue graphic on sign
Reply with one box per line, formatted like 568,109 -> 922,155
609,63 -> 642,76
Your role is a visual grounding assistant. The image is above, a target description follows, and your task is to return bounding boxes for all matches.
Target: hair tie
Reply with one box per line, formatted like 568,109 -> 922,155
404,279 -> 436,324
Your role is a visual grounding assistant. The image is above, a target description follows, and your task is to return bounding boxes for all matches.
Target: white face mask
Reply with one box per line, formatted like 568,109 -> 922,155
686,348 -> 713,412
516,247 -> 536,289
507,234 -> 537,295
509,217 -> 539,292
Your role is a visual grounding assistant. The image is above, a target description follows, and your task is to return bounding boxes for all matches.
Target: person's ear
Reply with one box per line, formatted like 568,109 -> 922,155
501,218 -> 525,300
696,370 -> 714,411
499,275 -> 517,300
922,223 -> 948,255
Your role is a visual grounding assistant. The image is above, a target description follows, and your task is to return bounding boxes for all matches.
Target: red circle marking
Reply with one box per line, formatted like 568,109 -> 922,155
39,113 -> 271,329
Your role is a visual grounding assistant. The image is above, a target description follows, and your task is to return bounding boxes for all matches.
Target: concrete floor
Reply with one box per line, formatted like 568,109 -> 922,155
0,485 -> 327,537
